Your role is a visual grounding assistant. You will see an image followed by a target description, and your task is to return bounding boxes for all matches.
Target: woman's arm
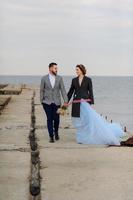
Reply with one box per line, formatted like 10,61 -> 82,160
67,79 -> 75,102
88,78 -> 94,104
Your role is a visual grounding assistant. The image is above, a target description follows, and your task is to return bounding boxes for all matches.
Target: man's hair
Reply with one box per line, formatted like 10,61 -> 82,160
49,62 -> 57,68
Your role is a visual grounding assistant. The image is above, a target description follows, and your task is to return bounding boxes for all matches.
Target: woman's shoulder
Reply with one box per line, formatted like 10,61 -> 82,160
71,76 -> 92,82
72,77 -> 77,82
85,76 -> 92,81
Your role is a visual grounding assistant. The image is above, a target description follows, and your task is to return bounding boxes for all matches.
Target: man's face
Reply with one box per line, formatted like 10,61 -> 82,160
50,65 -> 58,75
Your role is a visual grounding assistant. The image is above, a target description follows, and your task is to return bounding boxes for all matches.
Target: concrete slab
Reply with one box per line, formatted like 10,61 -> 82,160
35,88 -> 133,200
0,88 -> 32,200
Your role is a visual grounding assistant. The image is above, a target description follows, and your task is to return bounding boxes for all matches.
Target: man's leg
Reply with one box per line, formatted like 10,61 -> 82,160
53,104 -> 60,140
42,103 -> 54,142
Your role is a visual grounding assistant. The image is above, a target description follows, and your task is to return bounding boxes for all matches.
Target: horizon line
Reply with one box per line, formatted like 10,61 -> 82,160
0,74 -> 133,77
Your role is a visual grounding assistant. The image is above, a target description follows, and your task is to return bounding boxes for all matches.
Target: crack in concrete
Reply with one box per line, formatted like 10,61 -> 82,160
0,146 -> 30,152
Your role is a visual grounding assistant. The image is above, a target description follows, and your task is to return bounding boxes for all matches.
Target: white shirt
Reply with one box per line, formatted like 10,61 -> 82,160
49,73 -> 56,88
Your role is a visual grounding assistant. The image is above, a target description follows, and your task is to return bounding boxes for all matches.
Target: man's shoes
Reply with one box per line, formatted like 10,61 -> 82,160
55,135 -> 60,141
49,137 -> 55,143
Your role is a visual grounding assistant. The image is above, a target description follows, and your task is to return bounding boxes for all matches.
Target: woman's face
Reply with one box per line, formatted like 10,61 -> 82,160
76,67 -> 83,76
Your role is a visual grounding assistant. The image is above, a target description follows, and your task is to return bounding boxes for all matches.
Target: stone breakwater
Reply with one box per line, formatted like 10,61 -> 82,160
0,84 -> 23,95
29,91 -> 41,200
0,96 -> 11,114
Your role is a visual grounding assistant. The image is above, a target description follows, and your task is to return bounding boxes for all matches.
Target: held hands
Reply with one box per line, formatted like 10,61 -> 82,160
57,102 -> 69,116
63,102 -> 69,107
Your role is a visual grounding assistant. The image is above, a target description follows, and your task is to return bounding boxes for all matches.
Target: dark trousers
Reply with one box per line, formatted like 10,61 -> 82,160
42,103 -> 60,138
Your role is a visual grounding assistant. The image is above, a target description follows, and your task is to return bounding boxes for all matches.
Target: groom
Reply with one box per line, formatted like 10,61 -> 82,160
40,63 -> 68,143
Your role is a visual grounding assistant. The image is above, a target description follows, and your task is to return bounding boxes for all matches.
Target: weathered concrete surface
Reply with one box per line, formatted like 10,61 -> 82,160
0,88 -> 32,200
34,89 -> 133,200
0,86 -> 133,200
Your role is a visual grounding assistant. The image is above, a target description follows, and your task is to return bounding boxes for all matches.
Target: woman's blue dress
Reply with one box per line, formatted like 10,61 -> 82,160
72,101 -> 125,145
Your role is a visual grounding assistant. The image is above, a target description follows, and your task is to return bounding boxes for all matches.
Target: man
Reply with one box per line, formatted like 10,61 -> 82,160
40,63 -> 68,143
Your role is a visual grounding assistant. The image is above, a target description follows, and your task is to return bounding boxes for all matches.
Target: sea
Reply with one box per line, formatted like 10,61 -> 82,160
0,75 -> 133,132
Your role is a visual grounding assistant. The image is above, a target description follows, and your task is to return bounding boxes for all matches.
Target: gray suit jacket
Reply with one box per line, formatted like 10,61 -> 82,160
40,74 -> 68,105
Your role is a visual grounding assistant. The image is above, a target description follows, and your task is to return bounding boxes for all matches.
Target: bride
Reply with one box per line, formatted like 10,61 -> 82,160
67,64 -> 125,145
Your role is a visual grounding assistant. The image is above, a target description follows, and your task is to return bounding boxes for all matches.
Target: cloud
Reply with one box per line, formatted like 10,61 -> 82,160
0,0 -> 133,75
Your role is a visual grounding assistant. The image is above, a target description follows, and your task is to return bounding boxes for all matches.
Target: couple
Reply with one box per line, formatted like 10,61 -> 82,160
40,62 -> 125,145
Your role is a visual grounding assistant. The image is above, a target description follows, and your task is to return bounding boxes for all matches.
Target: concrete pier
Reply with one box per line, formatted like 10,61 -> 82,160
0,87 -> 31,200
0,85 -> 133,200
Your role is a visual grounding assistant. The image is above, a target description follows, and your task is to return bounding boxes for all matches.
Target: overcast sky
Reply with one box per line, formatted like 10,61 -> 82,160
0,0 -> 133,76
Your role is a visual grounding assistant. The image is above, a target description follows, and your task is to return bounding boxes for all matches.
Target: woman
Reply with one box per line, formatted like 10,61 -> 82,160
67,64 -> 125,145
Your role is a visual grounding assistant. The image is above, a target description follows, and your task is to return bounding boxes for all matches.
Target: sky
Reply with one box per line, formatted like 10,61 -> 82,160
0,0 -> 133,76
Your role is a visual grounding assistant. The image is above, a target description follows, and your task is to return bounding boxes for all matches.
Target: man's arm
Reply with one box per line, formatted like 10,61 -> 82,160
40,77 -> 45,104
60,77 -> 68,103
